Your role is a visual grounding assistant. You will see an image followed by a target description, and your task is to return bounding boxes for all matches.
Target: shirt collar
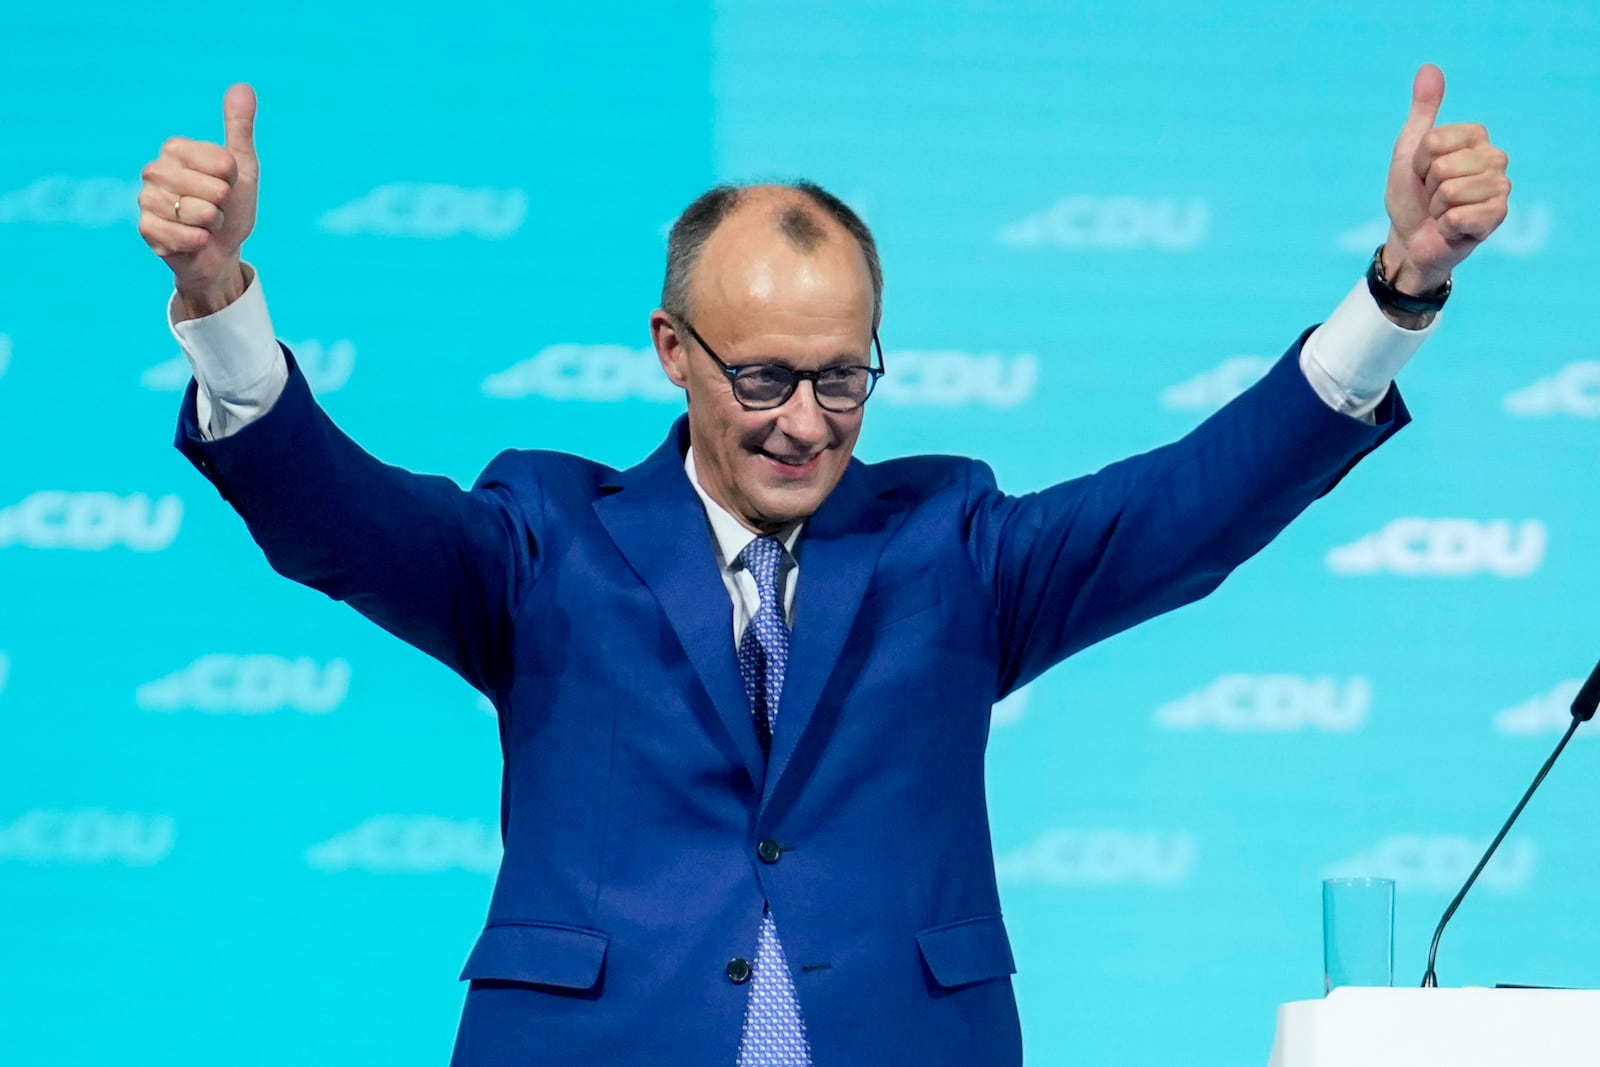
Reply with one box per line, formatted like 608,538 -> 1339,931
684,446 -> 804,570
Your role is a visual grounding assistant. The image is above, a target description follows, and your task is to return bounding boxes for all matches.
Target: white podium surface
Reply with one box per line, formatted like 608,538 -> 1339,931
1268,986 -> 1600,1067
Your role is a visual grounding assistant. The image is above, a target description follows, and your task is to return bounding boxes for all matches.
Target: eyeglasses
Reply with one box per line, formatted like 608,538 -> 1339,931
679,319 -> 885,412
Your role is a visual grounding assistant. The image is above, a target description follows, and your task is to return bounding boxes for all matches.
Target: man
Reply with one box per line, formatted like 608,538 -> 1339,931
138,66 -> 1507,1065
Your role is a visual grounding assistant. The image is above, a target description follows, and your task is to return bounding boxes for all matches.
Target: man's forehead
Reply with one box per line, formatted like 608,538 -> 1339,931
692,209 -> 871,318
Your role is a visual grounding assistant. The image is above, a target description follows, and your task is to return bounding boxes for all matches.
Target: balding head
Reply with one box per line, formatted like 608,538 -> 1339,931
661,182 -> 883,331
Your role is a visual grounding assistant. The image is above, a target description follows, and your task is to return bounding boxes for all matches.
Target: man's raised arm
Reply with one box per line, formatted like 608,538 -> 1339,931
135,86 -> 536,697
973,64 -> 1511,694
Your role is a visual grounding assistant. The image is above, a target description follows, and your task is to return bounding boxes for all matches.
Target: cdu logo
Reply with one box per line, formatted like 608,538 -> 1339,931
0,176 -> 141,226
0,492 -> 183,552
1159,356 -> 1274,412
319,183 -> 526,239
0,810 -> 177,866
136,655 -> 350,714
482,344 -> 679,402
1326,519 -> 1545,578
142,339 -> 356,393
1326,835 -> 1536,893
997,196 -> 1210,251
1502,362 -> 1600,419
994,829 -> 1197,887
306,815 -> 502,874
875,351 -> 1037,408
1494,680 -> 1590,736
1155,675 -> 1371,732
1337,202 -> 1551,258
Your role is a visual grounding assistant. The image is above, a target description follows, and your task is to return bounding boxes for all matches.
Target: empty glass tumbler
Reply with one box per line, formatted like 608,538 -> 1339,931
1322,876 -> 1394,994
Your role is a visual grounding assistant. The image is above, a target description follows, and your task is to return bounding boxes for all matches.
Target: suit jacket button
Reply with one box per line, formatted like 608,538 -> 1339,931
757,839 -> 783,864
727,957 -> 752,984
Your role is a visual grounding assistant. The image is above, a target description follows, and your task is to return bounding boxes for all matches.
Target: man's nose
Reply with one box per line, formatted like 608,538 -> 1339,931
774,380 -> 830,444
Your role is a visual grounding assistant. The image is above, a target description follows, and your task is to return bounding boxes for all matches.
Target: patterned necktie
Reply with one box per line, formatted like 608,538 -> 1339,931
734,536 -> 811,1066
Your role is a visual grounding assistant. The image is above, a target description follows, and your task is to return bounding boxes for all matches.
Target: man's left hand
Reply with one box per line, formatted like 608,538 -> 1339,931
1382,63 -> 1511,296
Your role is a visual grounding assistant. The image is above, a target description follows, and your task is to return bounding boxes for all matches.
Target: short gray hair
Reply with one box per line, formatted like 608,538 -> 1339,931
660,181 -> 883,330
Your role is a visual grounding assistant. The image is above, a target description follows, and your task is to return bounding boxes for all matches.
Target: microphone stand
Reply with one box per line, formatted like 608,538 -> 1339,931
1420,656 -> 1600,988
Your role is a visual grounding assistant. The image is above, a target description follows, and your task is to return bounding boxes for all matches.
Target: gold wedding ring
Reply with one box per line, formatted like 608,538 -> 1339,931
173,196 -> 183,222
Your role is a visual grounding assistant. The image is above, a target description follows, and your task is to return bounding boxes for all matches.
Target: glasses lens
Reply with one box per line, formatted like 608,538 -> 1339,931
732,366 -> 795,407
814,368 -> 871,409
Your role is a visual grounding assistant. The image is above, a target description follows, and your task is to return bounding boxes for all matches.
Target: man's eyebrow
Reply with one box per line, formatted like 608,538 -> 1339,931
825,351 -> 871,367
741,351 -> 871,369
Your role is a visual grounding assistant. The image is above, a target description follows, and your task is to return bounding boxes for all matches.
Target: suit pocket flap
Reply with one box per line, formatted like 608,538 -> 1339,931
459,921 -> 610,990
915,915 -> 1016,989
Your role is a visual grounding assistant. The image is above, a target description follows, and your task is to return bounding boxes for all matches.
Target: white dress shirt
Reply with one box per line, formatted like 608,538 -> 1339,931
685,447 -> 802,644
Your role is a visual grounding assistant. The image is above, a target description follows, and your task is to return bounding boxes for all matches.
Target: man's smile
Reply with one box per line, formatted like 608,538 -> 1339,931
759,449 -> 823,475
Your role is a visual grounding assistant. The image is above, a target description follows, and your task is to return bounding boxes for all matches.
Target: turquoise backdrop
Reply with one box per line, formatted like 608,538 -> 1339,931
2,3 -> 1597,1064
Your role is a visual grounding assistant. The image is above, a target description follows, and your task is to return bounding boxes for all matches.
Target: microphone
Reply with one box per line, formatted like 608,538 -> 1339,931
1419,654 -> 1600,988
1572,654 -> 1600,723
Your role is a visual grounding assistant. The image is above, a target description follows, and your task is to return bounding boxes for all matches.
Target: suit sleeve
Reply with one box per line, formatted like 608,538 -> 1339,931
174,347 -> 539,696
965,328 -> 1410,697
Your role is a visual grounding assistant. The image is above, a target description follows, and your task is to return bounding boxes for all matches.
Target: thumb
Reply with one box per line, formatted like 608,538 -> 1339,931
223,83 -> 258,163
1400,63 -> 1445,138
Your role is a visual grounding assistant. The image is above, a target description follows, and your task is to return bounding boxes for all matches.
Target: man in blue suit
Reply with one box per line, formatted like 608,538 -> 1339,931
139,65 -> 1508,1065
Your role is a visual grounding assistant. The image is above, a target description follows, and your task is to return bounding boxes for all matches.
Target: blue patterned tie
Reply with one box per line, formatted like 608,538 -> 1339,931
734,536 -> 811,1066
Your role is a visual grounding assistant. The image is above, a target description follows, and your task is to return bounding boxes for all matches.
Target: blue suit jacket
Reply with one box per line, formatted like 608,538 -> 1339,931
176,331 -> 1406,1065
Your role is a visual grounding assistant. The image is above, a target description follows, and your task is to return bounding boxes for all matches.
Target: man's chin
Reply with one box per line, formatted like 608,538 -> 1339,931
746,487 -> 828,530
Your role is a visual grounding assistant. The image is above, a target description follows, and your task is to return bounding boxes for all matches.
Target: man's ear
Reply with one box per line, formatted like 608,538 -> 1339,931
650,309 -> 690,390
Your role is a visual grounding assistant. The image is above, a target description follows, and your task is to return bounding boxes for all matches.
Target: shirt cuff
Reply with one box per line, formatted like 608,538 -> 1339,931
1299,277 -> 1440,422
167,262 -> 288,440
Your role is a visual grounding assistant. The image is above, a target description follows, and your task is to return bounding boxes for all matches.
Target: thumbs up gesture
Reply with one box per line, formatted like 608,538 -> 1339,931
137,84 -> 260,318
1381,65 -> 1510,295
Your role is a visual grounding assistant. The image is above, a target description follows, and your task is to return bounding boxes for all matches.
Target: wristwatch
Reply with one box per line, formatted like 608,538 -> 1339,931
1366,243 -> 1451,316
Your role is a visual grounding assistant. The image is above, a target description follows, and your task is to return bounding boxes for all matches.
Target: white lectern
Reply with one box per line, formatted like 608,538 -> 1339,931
1268,987 -> 1600,1066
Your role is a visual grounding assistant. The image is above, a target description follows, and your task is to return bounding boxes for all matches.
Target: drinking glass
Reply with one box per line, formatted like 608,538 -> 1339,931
1322,876 -> 1394,994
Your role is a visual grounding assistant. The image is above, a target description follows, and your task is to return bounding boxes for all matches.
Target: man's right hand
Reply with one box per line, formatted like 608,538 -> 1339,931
138,83 -> 260,320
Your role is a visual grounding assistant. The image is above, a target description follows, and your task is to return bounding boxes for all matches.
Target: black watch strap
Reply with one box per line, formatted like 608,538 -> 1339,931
1366,243 -> 1451,315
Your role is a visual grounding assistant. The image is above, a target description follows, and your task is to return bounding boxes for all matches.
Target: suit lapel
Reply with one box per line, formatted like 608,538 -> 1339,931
761,461 -> 900,812
594,419 -> 906,806
593,418 -> 766,786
